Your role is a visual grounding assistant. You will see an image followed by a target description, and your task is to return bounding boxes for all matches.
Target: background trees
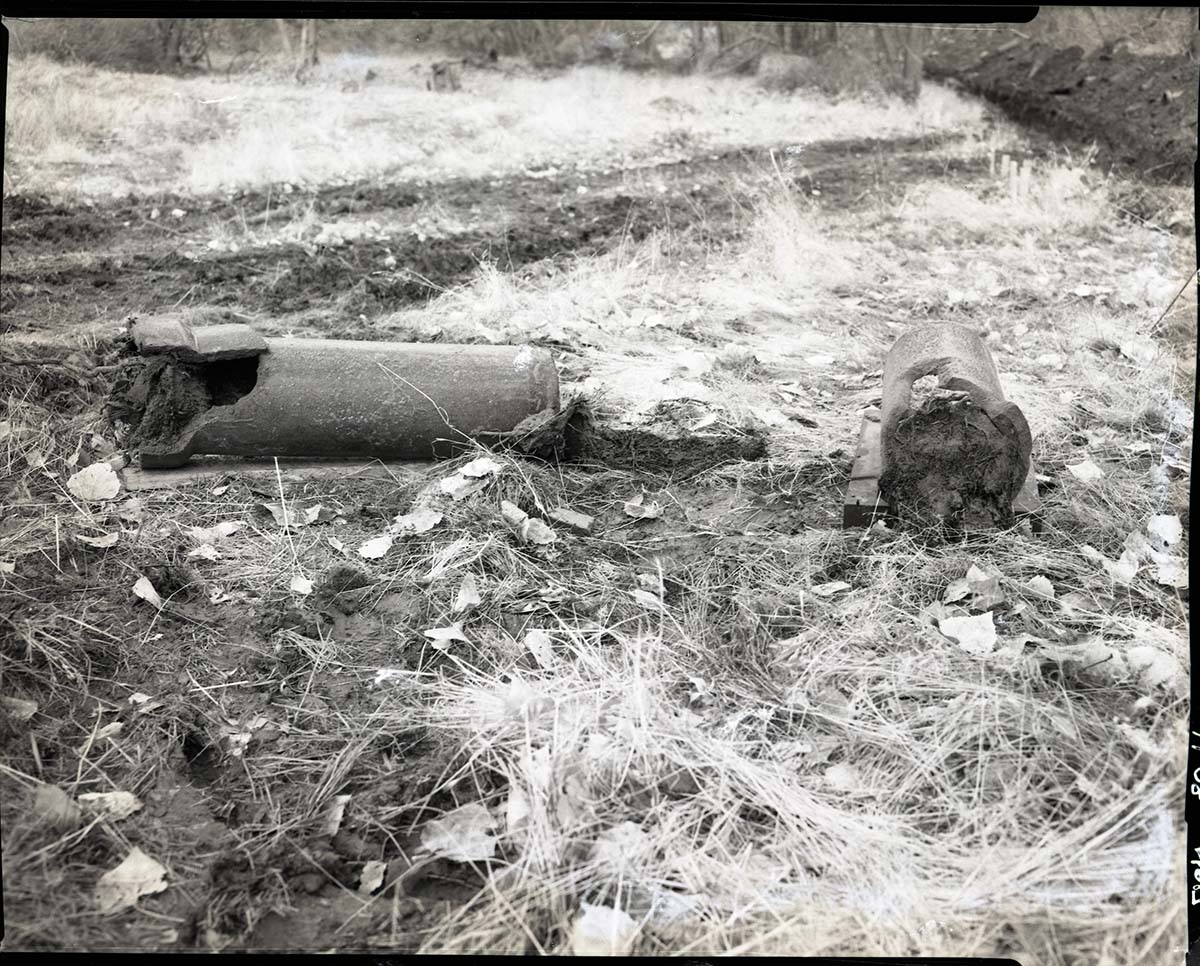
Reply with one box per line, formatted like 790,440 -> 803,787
6,13 -> 1193,99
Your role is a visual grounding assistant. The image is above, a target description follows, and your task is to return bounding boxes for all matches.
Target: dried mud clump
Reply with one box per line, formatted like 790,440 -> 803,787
489,396 -> 767,475
879,394 -> 1026,529
117,353 -> 259,453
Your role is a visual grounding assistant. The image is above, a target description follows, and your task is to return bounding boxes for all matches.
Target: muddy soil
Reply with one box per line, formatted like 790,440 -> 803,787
2,134 -> 964,335
927,31 -> 1197,184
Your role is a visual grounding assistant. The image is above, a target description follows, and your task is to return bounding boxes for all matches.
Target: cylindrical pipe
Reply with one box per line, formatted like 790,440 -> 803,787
878,324 -> 1032,525
138,339 -> 559,468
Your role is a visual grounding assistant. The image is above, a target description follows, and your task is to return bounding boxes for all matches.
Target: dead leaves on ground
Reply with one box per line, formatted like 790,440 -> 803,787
500,501 -> 557,546
420,802 -> 497,862
932,534 -> 1186,697
95,847 -> 168,914
623,492 -> 663,520
571,902 -> 639,955
1081,513 -> 1187,590
66,461 -> 122,503
258,501 -> 338,530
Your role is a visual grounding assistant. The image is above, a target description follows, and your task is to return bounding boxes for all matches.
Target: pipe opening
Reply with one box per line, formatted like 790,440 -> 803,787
126,355 -> 260,452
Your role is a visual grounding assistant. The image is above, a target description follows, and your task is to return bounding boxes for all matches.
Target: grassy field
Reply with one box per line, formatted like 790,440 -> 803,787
1,47 -> 1193,962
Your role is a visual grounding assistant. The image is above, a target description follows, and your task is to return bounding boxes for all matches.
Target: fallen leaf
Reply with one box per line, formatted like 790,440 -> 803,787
811,581 -> 851,597
78,791 -> 143,820
77,531 -> 119,549
593,822 -> 648,869
440,473 -> 488,501
1124,529 -> 1154,560
571,903 -> 638,956
502,503 -> 556,545
459,456 -> 503,478
358,860 -> 387,896
453,573 -> 481,613
937,611 -> 997,657
321,794 -> 352,838
421,802 -> 496,862
1152,555 -> 1188,589
624,493 -> 663,519
522,518 -> 557,545
259,502 -> 294,527
128,692 -> 164,714
1024,575 -> 1055,599
1,696 -> 38,721
636,572 -> 665,596
189,521 -> 245,544
132,576 -> 163,609
95,848 -> 169,914
1103,548 -> 1141,585
1146,514 -> 1183,551
358,534 -> 393,559
524,628 -> 555,667
1066,459 -> 1105,483
1057,591 -> 1101,617
77,722 -> 123,755
824,762 -> 863,792
632,589 -> 665,611
424,624 -> 470,650
1125,646 -> 1184,692
66,462 -> 121,502
117,498 -> 144,523
1084,545 -> 1139,585
505,786 -> 531,834
187,544 -> 221,561
391,509 -> 443,534
211,484 -> 230,496
327,536 -> 348,554
302,503 -> 335,526
33,784 -> 82,830
290,575 -> 314,595
943,564 -> 1004,609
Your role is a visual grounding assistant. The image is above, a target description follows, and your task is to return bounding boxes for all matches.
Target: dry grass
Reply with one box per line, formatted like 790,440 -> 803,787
1,47 -> 1193,963
5,52 -> 987,198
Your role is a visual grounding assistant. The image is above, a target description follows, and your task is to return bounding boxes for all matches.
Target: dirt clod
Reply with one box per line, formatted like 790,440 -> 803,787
880,395 -> 1026,528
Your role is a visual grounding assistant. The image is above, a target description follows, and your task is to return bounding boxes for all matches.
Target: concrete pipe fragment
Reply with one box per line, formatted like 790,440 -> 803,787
843,323 -> 1040,529
127,317 -> 559,468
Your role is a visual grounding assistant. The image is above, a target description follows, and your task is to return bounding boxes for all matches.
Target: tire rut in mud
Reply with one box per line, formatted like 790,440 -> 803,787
3,133 -> 962,329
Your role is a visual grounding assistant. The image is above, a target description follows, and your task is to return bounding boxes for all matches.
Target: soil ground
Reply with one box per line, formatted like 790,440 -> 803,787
0,47 -> 1193,961
926,28 -> 1198,185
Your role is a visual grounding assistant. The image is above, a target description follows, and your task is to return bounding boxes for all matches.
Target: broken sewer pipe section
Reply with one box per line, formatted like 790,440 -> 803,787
844,322 -> 1041,531
125,316 -> 560,468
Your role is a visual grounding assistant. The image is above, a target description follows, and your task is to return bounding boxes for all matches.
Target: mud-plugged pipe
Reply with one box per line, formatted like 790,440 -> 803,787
128,318 -> 560,468
844,323 -> 1039,529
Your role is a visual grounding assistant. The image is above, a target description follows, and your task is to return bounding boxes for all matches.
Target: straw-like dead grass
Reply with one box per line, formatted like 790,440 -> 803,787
5,52 -> 986,198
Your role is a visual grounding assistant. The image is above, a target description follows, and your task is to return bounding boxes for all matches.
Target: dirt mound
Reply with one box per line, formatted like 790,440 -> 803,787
927,33 -> 1197,184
